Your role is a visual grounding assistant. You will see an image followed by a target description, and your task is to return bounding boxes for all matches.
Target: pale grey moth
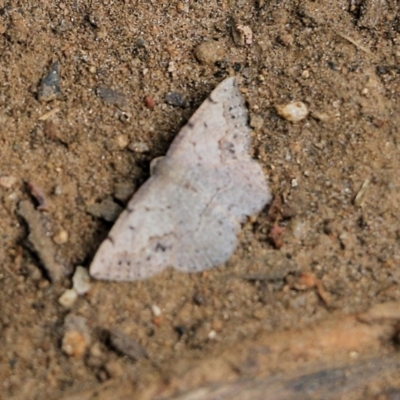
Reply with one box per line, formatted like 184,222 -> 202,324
90,77 -> 271,281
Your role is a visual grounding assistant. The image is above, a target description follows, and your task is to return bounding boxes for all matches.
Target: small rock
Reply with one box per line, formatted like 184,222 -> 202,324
194,41 -> 226,64
128,141 -> 150,153
54,185 -> 63,196
53,229 -> 69,245
207,330 -> 217,340
58,289 -> 78,308
119,112 -> 131,123
114,181 -> 135,203
242,67 -> 255,80
136,37 -> 146,47
168,61 -> 176,74
0,176 -> 17,189
252,308 -> 267,320
62,314 -> 91,358
250,114 -> 264,130
96,86 -> 126,107
232,24 -> 253,46
108,330 -> 148,361
275,101 -> 309,122
72,266 -> 91,295
104,360 -> 125,378
115,134 -> 129,149
151,304 -> 161,317
193,292 -> 206,306
38,62 -> 62,102
165,91 -> 185,107
176,1 -> 189,13
86,197 -> 123,222
144,95 -> 156,110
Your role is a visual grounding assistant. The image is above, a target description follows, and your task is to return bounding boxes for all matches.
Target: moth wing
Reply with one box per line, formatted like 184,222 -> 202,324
90,177 -> 178,281
165,77 -> 251,167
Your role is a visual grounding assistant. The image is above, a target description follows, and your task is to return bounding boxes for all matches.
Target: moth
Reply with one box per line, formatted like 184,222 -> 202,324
90,77 -> 271,281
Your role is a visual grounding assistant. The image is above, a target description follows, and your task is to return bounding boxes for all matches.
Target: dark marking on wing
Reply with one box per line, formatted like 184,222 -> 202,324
155,242 -> 167,252
106,235 -> 115,245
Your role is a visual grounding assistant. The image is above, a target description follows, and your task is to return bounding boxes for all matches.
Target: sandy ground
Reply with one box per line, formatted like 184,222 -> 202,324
2,0 -> 400,399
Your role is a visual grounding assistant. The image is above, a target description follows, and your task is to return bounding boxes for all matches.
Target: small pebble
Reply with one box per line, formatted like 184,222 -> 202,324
168,61 -> 176,74
115,134 -> 129,149
38,62 -> 62,102
53,229 -> 69,245
275,101 -> 309,122
250,114 -> 264,130
54,185 -> 63,196
72,266 -> 92,295
176,1 -> 189,12
96,86 -> 126,107
165,91 -> 185,107
207,330 -> 217,340
128,141 -> 150,153
61,314 -> 91,358
151,304 -> 161,317
58,289 -> 78,308
144,95 -> 156,110
119,112 -> 131,123
0,176 -> 17,189
232,24 -> 253,46
108,329 -> 148,361
194,41 -> 226,64
193,292 -> 206,305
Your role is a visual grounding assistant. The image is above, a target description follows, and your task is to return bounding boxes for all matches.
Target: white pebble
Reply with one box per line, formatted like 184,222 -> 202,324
275,101 -> 308,122
58,289 -> 78,308
208,330 -> 217,340
53,229 -> 69,245
72,266 -> 92,295
151,304 -> 162,317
